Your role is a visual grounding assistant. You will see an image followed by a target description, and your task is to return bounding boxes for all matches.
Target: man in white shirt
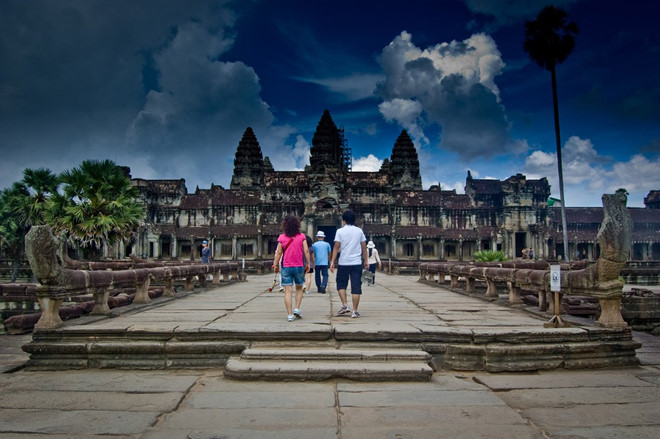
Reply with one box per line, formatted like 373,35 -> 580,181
330,210 -> 368,318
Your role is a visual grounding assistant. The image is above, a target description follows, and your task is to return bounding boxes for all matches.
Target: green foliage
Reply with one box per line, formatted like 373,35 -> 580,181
474,250 -> 508,262
0,168 -> 59,256
46,160 -> 144,255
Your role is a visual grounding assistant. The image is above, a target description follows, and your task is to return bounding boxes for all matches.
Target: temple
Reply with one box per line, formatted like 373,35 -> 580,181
129,110 -> 660,262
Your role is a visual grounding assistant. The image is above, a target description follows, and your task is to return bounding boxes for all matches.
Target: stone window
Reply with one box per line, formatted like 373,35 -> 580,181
241,243 -> 253,257
423,244 -> 434,257
220,243 -> 233,257
445,244 -> 456,259
404,243 -> 414,257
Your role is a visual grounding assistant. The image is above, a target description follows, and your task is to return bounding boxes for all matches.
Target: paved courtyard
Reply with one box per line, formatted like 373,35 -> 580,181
1,273 -> 659,438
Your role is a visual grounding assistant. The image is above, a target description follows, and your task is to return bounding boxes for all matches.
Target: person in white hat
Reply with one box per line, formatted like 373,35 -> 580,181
311,230 -> 331,293
366,241 -> 381,285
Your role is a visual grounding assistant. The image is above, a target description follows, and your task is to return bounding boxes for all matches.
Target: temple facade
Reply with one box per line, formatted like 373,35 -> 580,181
130,110 -> 660,262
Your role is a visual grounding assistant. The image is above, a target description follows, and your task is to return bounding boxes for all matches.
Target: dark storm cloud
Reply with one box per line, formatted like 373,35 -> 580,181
0,0 -> 280,191
376,31 -> 526,160
425,74 -> 511,159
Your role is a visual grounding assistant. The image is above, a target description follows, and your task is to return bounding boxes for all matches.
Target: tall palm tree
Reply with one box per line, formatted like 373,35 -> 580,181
524,5 -> 578,262
46,160 -> 144,260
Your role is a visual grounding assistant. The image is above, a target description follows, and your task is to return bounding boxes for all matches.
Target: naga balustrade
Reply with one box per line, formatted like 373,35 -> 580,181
420,191 -> 633,329
24,225 -> 242,330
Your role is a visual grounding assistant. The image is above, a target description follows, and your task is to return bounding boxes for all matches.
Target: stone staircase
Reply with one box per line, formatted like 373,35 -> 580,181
224,342 -> 434,381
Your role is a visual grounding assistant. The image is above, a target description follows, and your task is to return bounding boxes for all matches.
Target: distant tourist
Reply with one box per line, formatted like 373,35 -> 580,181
303,235 -> 314,294
312,231 -> 332,293
272,215 -> 311,322
366,241 -> 381,286
330,210 -> 369,318
201,240 -> 210,263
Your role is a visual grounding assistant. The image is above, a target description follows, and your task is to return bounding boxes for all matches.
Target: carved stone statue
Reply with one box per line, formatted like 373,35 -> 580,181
567,189 -> 631,327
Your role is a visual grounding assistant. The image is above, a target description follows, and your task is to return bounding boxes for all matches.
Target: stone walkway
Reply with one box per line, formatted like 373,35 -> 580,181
1,273 -> 659,438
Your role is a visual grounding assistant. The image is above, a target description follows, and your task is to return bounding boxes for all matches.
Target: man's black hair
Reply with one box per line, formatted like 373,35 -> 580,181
342,209 -> 356,225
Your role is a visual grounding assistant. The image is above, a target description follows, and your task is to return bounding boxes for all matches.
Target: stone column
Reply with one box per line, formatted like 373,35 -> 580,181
440,238 -> 445,260
232,233 -> 238,261
257,228 -> 263,259
458,236 -> 464,261
391,232 -> 397,259
170,234 -> 177,259
189,235 -> 195,261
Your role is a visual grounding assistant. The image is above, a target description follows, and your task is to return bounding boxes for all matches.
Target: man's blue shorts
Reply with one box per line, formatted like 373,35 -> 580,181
336,264 -> 363,295
281,266 -> 305,286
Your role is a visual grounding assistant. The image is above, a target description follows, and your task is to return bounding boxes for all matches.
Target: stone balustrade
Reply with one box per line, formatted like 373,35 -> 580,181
24,225 -> 242,330
421,191 -> 633,329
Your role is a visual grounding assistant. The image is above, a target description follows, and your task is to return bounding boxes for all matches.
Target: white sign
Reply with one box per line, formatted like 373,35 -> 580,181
550,265 -> 561,292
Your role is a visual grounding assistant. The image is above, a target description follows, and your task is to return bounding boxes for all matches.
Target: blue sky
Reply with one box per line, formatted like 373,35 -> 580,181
1,0 -> 658,206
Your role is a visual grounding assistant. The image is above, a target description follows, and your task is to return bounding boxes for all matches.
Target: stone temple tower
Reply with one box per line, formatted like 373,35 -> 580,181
388,130 -> 422,190
230,127 -> 264,189
309,109 -> 349,173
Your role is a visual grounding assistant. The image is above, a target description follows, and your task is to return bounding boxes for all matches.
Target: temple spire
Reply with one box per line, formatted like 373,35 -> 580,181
309,110 -> 349,172
230,127 -> 265,189
389,130 -> 422,189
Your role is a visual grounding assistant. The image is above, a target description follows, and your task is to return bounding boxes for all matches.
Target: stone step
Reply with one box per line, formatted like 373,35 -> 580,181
224,347 -> 434,381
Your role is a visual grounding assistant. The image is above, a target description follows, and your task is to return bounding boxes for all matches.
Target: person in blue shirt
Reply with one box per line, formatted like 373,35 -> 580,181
201,240 -> 211,263
311,231 -> 332,293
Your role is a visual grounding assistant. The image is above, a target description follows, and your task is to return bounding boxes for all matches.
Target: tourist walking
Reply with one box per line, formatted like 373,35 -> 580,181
303,235 -> 314,293
366,241 -> 381,285
312,231 -> 331,293
272,215 -> 311,322
330,210 -> 368,318
201,240 -> 211,263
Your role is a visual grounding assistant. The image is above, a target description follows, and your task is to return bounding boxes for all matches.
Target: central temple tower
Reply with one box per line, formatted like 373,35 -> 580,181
309,110 -> 350,172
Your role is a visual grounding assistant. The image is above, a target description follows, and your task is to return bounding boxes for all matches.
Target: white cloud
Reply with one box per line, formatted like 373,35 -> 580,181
377,31 -> 524,160
292,135 -> 311,170
608,154 -> 660,194
440,181 -> 466,193
521,136 -> 658,207
352,154 -> 383,172
295,73 -> 382,102
378,98 -> 428,145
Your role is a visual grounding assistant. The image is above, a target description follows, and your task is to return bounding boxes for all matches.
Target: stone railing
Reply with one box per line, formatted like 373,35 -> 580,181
421,191 -> 632,328
24,225 -> 242,330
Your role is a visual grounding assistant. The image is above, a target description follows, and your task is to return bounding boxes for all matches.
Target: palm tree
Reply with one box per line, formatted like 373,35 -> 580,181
46,160 -> 144,260
0,168 -> 59,280
8,168 -> 60,227
524,5 -> 578,262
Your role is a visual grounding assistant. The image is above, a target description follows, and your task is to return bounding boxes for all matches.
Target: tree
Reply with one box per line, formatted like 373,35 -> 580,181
46,160 -> 144,260
8,168 -> 60,227
0,168 -> 59,281
524,5 -> 578,262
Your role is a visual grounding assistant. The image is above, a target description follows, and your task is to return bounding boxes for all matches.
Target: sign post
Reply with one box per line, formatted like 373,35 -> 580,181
544,265 -> 571,328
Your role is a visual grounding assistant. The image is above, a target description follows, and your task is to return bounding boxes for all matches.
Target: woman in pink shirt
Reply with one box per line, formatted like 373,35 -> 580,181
272,215 -> 311,322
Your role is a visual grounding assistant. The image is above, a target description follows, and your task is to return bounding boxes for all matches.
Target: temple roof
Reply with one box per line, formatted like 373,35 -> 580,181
132,178 -> 186,195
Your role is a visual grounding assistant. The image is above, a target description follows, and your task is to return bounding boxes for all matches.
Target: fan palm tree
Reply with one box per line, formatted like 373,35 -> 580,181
524,5 -> 578,261
0,168 -> 59,280
8,168 -> 60,227
46,160 -> 143,260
